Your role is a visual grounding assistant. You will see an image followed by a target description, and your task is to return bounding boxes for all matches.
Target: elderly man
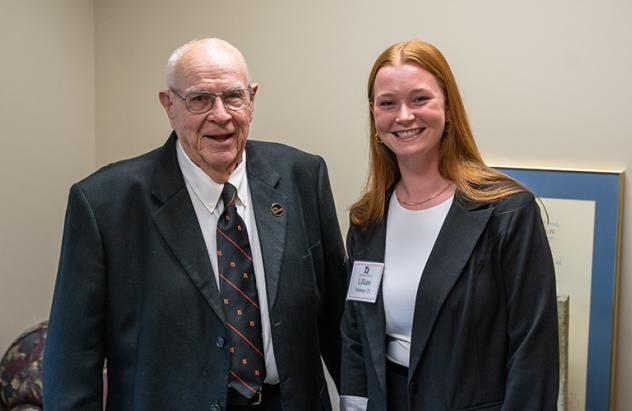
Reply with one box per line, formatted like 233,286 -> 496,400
43,38 -> 347,411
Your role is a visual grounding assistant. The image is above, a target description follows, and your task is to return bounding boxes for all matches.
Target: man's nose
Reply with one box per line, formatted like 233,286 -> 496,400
206,96 -> 232,122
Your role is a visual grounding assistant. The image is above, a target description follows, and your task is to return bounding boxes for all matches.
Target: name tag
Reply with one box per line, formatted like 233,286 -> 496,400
346,261 -> 385,303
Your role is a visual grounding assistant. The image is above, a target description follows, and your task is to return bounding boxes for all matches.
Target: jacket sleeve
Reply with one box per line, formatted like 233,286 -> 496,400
340,226 -> 369,401
500,195 -> 559,409
315,157 -> 348,389
43,184 -> 106,410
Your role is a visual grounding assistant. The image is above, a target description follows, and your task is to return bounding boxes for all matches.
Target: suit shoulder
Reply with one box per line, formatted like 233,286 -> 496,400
76,146 -> 161,188
72,145 -> 164,204
483,191 -> 543,239
490,190 -> 537,215
247,140 -> 323,167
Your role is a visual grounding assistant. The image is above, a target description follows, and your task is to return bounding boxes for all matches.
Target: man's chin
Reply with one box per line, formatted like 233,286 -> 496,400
198,152 -> 242,181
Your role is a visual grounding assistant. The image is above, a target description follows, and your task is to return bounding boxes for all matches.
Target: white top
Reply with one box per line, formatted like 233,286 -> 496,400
383,193 -> 453,367
176,141 -> 279,383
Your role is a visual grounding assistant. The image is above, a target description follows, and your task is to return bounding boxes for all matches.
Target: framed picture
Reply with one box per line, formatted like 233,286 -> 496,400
496,166 -> 624,411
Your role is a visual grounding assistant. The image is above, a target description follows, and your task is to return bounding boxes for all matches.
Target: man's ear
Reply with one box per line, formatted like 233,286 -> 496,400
248,83 -> 259,114
250,83 -> 259,102
159,90 -> 174,119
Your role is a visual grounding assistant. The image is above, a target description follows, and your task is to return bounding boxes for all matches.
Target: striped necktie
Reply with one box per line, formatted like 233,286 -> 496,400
217,182 -> 266,398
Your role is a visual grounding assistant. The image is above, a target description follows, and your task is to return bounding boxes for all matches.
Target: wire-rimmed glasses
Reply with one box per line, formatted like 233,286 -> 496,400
169,86 -> 254,113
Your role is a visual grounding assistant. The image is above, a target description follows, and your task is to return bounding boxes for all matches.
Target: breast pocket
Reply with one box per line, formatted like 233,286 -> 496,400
306,241 -> 325,295
282,242 -> 322,311
308,240 -> 323,262
455,400 -> 503,410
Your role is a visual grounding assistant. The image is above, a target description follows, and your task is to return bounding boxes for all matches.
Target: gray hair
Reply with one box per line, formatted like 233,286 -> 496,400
164,38 -> 250,88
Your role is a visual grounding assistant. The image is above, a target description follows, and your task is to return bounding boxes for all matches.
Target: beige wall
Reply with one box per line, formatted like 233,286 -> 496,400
0,1 -> 95,351
3,0 -> 632,408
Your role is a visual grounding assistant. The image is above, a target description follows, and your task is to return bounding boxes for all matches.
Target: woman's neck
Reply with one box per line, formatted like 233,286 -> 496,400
396,160 -> 453,210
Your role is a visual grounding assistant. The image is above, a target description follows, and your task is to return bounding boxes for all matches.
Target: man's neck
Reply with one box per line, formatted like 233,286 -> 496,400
201,156 -> 243,184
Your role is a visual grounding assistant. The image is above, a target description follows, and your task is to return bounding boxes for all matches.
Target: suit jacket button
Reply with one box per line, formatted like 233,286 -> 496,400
216,336 -> 225,348
409,382 -> 419,393
210,401 -> 221,411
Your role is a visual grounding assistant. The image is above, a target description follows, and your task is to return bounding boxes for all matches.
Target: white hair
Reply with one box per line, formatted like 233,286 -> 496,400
164,38 -> 250,88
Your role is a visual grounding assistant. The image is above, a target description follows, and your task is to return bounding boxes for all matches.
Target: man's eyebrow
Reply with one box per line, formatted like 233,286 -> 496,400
185,85 -> 247,94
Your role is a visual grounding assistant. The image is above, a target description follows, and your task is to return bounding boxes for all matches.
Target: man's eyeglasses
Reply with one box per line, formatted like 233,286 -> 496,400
169,86 -> 254,114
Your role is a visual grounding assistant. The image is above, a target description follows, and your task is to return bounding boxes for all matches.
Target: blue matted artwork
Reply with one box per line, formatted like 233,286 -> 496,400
497,167 -> 623,410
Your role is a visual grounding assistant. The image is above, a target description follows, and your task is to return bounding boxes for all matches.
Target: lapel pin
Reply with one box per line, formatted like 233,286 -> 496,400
271,202 -> 284,216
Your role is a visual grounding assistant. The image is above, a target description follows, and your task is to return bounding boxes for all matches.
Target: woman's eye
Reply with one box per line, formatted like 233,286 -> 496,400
412,96 -> 429,104
377,100 -> 395,109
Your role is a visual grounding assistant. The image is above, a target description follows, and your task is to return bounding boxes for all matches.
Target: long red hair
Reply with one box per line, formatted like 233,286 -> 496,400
350,40 -> 523,227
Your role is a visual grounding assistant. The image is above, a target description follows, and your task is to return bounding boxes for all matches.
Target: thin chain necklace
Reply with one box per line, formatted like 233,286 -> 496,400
395,182 -> 453,207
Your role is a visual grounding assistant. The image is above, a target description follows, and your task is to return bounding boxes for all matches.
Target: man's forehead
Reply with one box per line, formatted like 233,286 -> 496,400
174,49 -> 247,89
179,43 -> 246,72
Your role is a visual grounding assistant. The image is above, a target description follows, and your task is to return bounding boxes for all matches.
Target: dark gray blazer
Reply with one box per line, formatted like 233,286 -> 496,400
341,191 -> 559,410
43,134 -> 347,411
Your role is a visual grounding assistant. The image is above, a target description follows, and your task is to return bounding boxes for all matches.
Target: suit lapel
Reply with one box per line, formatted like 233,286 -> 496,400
245,142 -> 287,310
151,133 -> 225,322
352,193 -> 393,392
355,226 -> 388,392
407,197 -> 493,380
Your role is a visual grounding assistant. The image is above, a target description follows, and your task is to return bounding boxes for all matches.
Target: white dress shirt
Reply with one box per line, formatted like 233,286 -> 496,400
176,140 -> 279,384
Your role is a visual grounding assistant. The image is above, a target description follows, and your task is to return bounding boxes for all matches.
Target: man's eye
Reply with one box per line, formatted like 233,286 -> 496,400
189,94 -> 211,104
224,90 -> 246,99
223,90 -> 246,104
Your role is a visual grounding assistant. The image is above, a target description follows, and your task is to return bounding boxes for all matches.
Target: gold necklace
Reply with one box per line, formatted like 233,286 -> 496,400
395,182 -> 453,207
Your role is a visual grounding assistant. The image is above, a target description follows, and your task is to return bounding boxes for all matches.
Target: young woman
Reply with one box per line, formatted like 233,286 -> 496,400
340,40 -> 559,411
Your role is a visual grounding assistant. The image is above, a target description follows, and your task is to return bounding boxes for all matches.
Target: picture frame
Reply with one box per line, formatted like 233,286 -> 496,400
495,166 -> 624,411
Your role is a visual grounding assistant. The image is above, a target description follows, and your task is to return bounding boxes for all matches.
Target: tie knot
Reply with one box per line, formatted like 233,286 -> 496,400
221,182 -> 238,208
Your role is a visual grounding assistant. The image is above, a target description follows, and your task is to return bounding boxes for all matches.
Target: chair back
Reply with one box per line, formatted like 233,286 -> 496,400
0,321 -> 48,411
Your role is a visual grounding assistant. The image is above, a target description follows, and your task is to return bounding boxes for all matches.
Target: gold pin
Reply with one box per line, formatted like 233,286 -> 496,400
271,202 -> 284,216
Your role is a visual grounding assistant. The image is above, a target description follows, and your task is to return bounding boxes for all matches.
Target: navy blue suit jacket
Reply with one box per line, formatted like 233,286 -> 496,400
341,191 -> 559,410
44,134 -> 347,411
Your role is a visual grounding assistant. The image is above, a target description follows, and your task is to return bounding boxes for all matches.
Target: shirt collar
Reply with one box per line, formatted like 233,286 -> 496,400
176,139 -> 249,213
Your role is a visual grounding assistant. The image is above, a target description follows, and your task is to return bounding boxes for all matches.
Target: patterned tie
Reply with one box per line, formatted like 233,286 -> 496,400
217,182 -> 266,399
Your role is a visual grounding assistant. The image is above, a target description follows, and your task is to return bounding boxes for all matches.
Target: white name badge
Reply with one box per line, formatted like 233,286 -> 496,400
346,261 -> 385,303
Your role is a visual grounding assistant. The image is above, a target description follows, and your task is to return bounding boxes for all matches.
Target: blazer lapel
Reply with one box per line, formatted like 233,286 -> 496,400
356,229 -> 388,392
245,142 -> 287,310
151,133 -> 225,322
352,193 -> 393,393
408,198 -> 493,379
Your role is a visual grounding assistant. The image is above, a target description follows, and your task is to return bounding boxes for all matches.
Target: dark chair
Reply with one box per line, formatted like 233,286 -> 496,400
0,321 -> 107,410
0,321 -> 47,411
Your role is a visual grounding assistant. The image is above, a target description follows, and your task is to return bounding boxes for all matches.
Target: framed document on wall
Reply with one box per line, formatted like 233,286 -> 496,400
496,167 -> 623,411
